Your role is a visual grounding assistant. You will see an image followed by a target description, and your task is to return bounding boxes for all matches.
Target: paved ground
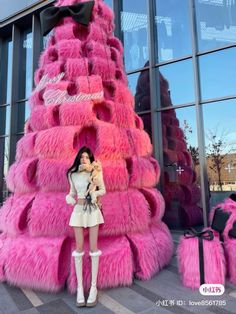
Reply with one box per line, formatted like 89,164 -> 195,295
0,231 -> 236,314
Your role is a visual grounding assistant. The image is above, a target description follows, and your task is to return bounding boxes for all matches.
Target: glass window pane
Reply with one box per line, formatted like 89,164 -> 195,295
139,113 -> 151,140
0,105 -> 10,135
161,106 -> 203,228
121,0 -> 149,71
0,136 -> 9,204
18,29 -> 33,100
128,70 -> 150,112
155,0 -> 192,62
195,0 -> 236,52
0,39 -> 12,105
104,0 -> 112,8
203,100 -> 236,207
159,59 -> 195,107
16,101 -> 30,133
199,48 -> 236,101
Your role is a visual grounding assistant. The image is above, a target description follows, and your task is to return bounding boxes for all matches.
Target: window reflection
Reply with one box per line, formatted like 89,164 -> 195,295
128,70 -> 150,112
0,105 -> 10,136
159,59 -> 195,106
121,0 -> 149,71
104,0 -> 112,8
139,113 -> 152,140
19,29 -> 33,100
0,136 -> 9,204
0,39 -> 12,105
195,0 -> 236,52
161,105 -> 203,228
199,48 -> 236,101
203,100 -> 236,207
155,0 -> 192,62
16,101 -> 30,133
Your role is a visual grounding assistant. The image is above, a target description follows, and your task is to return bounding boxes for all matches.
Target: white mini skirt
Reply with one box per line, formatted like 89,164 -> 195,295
69,203 -> 104,228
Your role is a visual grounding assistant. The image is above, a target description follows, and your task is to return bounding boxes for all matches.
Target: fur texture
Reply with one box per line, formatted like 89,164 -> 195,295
58,39 -> 82,59
4,234 -> 71,292
65,58 -> 89,81
224,238 -> 236,284
67,235 -> 133,293
126,222 -> 173,280
140,188 -> 165,222
177,231 -> 225,289
0,193 -> 35,235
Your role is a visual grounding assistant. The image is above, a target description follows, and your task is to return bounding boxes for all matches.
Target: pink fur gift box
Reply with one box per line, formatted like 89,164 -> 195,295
177,228 -> 225,289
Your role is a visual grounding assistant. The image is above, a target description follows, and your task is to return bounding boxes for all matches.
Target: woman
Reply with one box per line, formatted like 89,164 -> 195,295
66,146 -> 106,307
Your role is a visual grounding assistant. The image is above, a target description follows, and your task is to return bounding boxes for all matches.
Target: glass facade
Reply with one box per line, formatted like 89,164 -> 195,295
0,0 -> 235,230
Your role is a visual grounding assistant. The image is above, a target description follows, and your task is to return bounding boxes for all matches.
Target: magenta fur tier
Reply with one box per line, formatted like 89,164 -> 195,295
177,232 -> 225,289
126,156 -> 160,188
67,235 -> 133,293
224,238 -> 236,284
64,58 -> 89,80
139,188 -> 165,222
2,234 -> 71,292
28,192 -> 73,238
6,158 -> 39,193
59,101 -> 95,126
126,222 -> 173,280
0,193 -> 36,235
93,100 -> 136,128
15,132 -> 37,161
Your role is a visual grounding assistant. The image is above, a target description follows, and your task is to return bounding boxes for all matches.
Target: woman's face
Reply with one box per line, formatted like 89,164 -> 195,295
80,152 -> 91,165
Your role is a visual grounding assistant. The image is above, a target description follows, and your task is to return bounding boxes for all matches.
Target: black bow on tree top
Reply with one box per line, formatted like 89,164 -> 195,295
40,1 -> 95,36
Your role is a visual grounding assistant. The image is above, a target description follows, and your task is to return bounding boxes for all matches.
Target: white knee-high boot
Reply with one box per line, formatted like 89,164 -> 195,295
72,250 -> 85,307
86,250 -> 102,307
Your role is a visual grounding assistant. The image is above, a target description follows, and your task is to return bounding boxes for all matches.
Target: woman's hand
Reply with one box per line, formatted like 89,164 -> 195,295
66,194 -> 76,205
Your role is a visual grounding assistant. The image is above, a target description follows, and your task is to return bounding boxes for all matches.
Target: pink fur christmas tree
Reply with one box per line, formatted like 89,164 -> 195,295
0,0 -> 173,293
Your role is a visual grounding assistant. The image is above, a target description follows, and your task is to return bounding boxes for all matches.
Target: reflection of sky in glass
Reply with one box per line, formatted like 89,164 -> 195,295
6,41 -> 13,104
199,48 -> 236,100
203,100 -> 236,153
4,137 -> 9,177
25,101 -> 30,121
195,0 -> 236,52
104,0 -> 112,8
127,72 -> 141,96
122,0 -> 148,72
159,59 -> 195,105
5,105 -> 10,135
24,32 -> 33,99
155,0 -> 192,62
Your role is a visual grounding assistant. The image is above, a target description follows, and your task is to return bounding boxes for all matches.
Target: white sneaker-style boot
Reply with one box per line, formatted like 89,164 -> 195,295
86,250 -> 102,307
72,250 -> 85,307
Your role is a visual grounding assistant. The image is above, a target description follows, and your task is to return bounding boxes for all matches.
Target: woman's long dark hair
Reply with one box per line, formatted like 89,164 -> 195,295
67,146 -> 95,178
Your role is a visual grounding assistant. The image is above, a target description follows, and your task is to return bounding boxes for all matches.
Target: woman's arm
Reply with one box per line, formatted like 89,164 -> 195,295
66,174 -> 77,205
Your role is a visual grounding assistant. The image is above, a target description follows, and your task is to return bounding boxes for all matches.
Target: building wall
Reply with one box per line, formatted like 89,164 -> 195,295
0,0 -> 236,229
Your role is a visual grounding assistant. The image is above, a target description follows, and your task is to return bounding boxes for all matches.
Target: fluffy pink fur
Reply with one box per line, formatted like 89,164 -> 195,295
15,132 -> 37,161
34,126 -> 79,159
85,41 -> 111,60
59,101 -> 95,127
134,115 -> 144,130
90,57 -> 116,81
44,61 -> 64,78
39,46 -> 59,67
54,21 -> 78,41
28,192 -> 73,238
99,189 -> 150,236
126,156 -> 160,188
58,39 -> 82,59
76,75 -> 103,95
29,89 -> 44,109
0,193 -> 35,235
4,234 -> 71,292
0,233 -> 11,281
177,232 -> 225,289
102,159 -> 129,191
140,188 -> 165,222
29,106 -> 48,131
103,80 -> 134,107
65,58 -> 89,81
125,128 -> 153,157
224,239 -> 236,284
67,235 -> 133,293
5,158 -> 38,193
126,222 -> 173,280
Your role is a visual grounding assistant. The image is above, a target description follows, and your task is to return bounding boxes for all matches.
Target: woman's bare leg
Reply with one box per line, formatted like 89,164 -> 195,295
73,227 -> 84,252
89,225 -> 99,252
